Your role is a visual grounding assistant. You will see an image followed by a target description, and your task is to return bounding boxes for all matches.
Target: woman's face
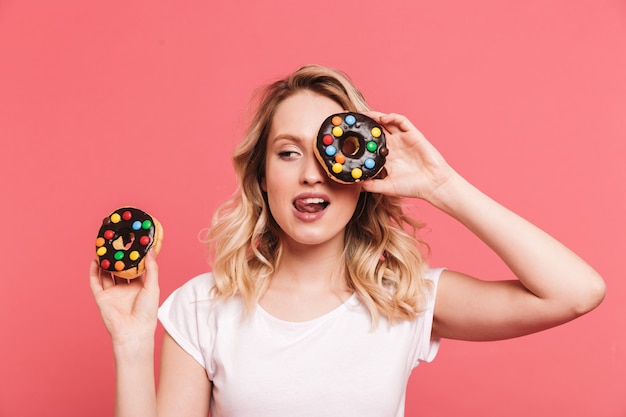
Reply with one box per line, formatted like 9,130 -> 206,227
262,90 -> 362,249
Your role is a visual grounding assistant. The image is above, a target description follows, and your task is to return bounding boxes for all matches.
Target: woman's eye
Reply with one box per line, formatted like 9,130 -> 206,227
278,150 -> 300,158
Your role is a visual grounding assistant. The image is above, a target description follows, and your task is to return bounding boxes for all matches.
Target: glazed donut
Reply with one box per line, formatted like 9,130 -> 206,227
95,207 -> 163,279
315,112 -> 388,183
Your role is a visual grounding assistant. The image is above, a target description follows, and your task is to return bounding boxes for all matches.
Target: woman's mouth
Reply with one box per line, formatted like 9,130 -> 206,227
293,197 -> 329,213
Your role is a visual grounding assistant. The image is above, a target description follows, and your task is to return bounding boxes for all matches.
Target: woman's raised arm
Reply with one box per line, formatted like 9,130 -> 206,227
362,112 -> 606,340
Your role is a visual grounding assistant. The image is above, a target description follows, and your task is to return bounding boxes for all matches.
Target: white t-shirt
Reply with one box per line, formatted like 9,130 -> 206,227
158,268 -> 443,417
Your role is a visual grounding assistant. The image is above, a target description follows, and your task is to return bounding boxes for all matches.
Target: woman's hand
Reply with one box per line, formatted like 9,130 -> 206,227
89,250 -> 160,346
360,112 -> 457,201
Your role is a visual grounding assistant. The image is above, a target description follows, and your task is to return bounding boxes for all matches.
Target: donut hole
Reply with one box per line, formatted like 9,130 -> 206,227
340,134 -> 365,159
112,228 -> 136,250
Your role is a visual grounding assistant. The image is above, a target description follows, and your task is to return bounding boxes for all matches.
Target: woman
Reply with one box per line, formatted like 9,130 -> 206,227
89,64 -> 605,417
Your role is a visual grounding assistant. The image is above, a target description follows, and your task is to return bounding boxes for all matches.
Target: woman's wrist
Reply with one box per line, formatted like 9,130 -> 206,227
422,169 -> 472,213
112,332 -> 155,360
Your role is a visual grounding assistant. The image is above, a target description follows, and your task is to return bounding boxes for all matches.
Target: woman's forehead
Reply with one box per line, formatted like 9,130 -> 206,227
269,91 -> 344,140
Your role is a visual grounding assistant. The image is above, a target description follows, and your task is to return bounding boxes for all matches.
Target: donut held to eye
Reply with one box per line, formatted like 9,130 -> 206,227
315,112 -> 388,184
95,207 -> 163,279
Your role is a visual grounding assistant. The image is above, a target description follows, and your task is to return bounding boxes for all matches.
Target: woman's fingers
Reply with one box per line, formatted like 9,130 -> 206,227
380,113 -> 418,133
143,249 -> 160,295
360,176 -> 394,195
363,111 -> 418,135
90,249 -> 160,294
89,259 -> 104,296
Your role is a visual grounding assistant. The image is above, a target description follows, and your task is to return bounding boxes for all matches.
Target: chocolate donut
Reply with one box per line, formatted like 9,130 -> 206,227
315,112 -> 388,183
95,207 -> 163,279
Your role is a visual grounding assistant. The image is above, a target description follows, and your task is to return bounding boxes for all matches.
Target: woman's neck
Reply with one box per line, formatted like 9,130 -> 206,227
271,236 -> 348,293
259,236 -> 353,322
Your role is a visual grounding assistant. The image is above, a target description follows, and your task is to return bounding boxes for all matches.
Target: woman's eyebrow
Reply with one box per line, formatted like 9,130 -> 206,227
269,133 -> 308,146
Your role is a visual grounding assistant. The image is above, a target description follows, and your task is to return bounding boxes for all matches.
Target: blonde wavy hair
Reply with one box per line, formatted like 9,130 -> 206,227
206,64 -> 431,325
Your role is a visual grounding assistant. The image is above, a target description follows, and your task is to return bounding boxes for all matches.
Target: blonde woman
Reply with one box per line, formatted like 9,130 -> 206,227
90,64 -> 605,417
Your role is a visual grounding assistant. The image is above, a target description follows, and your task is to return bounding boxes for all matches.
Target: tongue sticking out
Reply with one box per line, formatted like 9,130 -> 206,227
294,198 -> 328,213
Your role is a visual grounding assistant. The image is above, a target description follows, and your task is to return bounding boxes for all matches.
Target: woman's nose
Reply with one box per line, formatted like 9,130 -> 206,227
301,153 -> 326,185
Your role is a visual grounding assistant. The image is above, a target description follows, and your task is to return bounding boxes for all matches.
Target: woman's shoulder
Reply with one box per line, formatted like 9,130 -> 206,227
421,267 -> 446,309
425,267 -> 446,282
180,272 -> 215,289
174,271 -> 216,294
159,272 -> 218,313
158,272 -> 219,370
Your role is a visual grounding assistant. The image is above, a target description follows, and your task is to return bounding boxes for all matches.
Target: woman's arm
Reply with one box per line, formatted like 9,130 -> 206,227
362,112 -> 606,340
111,334 -> 158,417
157,332 -> 211,416
89,252 -> 211,416
89,253 -> 160,417
428,174 -> 605,340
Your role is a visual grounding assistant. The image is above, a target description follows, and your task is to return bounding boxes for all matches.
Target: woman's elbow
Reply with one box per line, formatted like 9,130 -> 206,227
571,272 -> 606,317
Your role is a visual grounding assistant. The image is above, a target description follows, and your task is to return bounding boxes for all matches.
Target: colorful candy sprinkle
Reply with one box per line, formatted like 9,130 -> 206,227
323,134 -> 334,146
351,168 -> 363,179
122,211 -> 132,221
140,236 -> 151,246
114,251 -> 124,261
335,154 -> 346,164
132,221 -> 142,231
104,230 -> 115,240
325,145 -> 337,156
95,237 -> 105,247
331,116 -> 343,126
111,213 -> 121,223
332,163 -> 343,173
100,259 -> 110,269
129,251 -> 140,261
142,220 -> 152,230
364,158 -> 376,169
345,114 -> 356,125
114,261 -> 125,271
371,127 -> 382,138
96,247 -> 107,256
332,126 -> 343,137
366,141 -> 378,152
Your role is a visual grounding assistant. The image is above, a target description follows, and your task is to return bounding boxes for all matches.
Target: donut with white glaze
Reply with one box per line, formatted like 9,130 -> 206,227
315,112 -> 388,183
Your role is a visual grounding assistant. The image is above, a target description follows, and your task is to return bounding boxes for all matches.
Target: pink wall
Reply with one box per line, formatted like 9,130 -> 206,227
1,1 -> 624,415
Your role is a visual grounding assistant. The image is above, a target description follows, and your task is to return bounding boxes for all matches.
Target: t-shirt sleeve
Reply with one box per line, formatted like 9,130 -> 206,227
412,267 -> 445,366
158,273 -> 215,370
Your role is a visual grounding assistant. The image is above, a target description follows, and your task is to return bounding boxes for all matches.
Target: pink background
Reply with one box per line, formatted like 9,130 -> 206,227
1,0 -> 625,415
